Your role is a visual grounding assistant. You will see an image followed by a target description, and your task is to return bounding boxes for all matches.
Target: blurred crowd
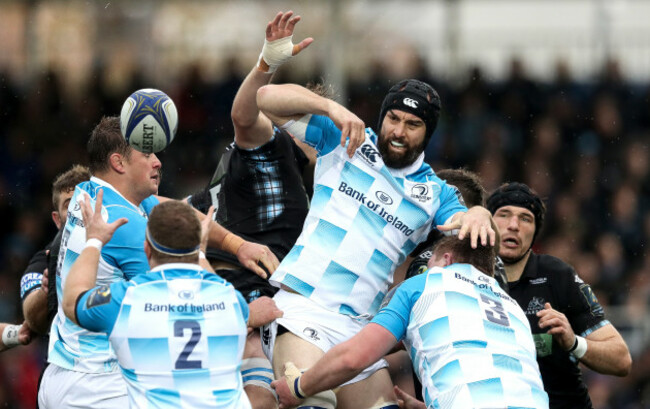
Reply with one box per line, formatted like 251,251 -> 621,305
1,55 -> 649,408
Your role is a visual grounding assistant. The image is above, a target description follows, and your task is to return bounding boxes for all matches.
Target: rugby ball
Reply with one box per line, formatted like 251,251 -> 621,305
120,88 -> 178,153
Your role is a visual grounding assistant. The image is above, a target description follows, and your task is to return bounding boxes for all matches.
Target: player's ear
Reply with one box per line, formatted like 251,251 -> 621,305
442,252 -> 454,267
144,240 -> 152,260
52,211 -> 62,230
109,153 -> 126,174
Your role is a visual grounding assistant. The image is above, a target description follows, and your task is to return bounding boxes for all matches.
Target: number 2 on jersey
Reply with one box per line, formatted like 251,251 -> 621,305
174,320 -> 202,369
480,294 -> 510,327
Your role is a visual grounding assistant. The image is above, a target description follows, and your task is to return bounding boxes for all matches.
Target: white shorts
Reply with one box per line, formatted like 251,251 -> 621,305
261,289 -> 387,386
38,363 -> 127,409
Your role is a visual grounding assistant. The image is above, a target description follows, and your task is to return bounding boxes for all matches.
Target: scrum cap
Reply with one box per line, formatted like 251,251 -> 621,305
378,79 -> 441,141
486,182 -> 546,243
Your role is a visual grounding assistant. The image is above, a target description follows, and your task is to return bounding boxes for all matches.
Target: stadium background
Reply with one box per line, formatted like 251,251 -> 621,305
1,0 -> 649,407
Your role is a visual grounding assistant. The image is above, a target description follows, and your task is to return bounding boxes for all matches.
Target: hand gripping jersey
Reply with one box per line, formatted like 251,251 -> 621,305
48,177 -> 159,373
372,264 -> 548,409
271,114 -> 466,317
76,264 -> 251,409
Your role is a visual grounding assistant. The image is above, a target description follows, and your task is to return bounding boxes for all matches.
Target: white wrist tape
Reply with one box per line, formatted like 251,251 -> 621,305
199,250 -> 207,260
85,238 -> 103,251
257,36 -> 295,73
2,325 -> 21,348
571,336 -> 588,359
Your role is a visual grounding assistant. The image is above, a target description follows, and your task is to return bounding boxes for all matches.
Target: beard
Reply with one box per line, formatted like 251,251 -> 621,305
377,133 -> 427,169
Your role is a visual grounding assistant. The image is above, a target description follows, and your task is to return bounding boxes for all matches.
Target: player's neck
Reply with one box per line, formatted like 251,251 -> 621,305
503,250 -> 531,283
95,172 -> 145,207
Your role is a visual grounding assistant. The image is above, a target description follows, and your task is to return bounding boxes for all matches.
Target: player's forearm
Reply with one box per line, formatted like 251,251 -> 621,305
232,68 -> 273,129
62,248 -> 100,325
22,290 -> 49,334
257,84 -> 330,124
580,337 -> 632,376
300,343 -> 371,396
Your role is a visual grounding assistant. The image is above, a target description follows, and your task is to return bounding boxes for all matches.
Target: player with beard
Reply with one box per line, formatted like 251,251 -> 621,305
256,79 -> 495,408
487,182 -> 631,409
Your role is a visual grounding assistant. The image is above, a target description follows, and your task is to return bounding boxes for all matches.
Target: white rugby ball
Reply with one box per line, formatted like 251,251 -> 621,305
120,88 -> 178,153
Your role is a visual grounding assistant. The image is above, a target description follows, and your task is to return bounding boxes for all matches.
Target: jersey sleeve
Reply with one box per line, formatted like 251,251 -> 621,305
565,270 -> 609,336
141,195 -> 160,215
282,114 -> 343,156
76,281 -> 129,334
433,181 -> 468,227
20,249 -> 47,300
101,207 -> 150,281
371,274 -> 426,341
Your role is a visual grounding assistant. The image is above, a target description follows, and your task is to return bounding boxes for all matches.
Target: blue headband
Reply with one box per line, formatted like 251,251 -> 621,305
145,227 -> 199,256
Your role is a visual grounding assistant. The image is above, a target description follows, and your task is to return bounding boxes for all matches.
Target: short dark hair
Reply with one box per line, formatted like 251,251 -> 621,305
87,116 -> 131,174
51,164 -> 91,209
436,168 -> 486,208
432,236 -> 496,276
147,200 -> 201,264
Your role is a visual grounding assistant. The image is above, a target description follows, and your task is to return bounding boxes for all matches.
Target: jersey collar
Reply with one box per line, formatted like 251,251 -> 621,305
90,176 -> 145,215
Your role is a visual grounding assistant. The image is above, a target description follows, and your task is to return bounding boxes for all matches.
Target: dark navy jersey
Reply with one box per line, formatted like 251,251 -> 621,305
509,253 -> 608,409
189,128 -> 310,265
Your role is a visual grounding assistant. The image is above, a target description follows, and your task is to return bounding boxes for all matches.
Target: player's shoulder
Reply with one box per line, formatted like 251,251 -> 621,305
530,253 -> 576,278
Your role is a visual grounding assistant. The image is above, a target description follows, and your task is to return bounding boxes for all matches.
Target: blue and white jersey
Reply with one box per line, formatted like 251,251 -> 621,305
372,264 -> 548,409
76,264 -> 251,409
48,176 -> 159,373
271,114 -> 466,317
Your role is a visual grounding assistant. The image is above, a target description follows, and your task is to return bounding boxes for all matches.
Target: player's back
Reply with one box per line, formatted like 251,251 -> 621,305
406,264 -> 548,409
94,265 -> 251,409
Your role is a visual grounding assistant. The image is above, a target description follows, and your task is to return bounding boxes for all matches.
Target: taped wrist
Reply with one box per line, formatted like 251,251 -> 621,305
221,233 -> 245,256
257,36 -> 295,73
2,325 -> 21,348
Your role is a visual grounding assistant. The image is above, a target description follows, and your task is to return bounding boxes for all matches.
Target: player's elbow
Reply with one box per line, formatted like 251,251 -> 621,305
613,351 -> 632,377
61,293 -> 78,325
256,85 -> 275,113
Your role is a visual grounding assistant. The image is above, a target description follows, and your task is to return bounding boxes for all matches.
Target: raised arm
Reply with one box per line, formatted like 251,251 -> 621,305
233,11 -> 313,149
257,84 -> 366,157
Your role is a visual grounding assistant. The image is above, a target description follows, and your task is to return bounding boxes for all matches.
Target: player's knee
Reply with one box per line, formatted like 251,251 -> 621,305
296,389 -> 337,409
242,357 -> 276,397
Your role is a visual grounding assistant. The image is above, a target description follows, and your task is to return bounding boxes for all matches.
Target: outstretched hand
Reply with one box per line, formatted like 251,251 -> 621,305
247,296 -> 283,328
437,206 -> 495,248
258,11 -> 313,73
79,189 -> 128,245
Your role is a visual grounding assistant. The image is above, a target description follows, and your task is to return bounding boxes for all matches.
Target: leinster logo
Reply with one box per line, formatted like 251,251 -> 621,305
375,191 -> 393,205
411,184 -> 432,203
359,144 -> 379,165
178,290 -> 194,300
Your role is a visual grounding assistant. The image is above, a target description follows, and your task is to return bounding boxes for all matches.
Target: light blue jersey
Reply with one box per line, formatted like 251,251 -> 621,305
76,263 -> 251,409
271,115 -> 466,317
48,176 -> 159,373
372,264 -> 549,409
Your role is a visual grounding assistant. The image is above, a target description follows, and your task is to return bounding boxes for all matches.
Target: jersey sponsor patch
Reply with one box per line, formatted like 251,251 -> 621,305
579,284 -> 604,316
533,333 -> 553,357
20,272 -> 43,299
86,285 -> 112,308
